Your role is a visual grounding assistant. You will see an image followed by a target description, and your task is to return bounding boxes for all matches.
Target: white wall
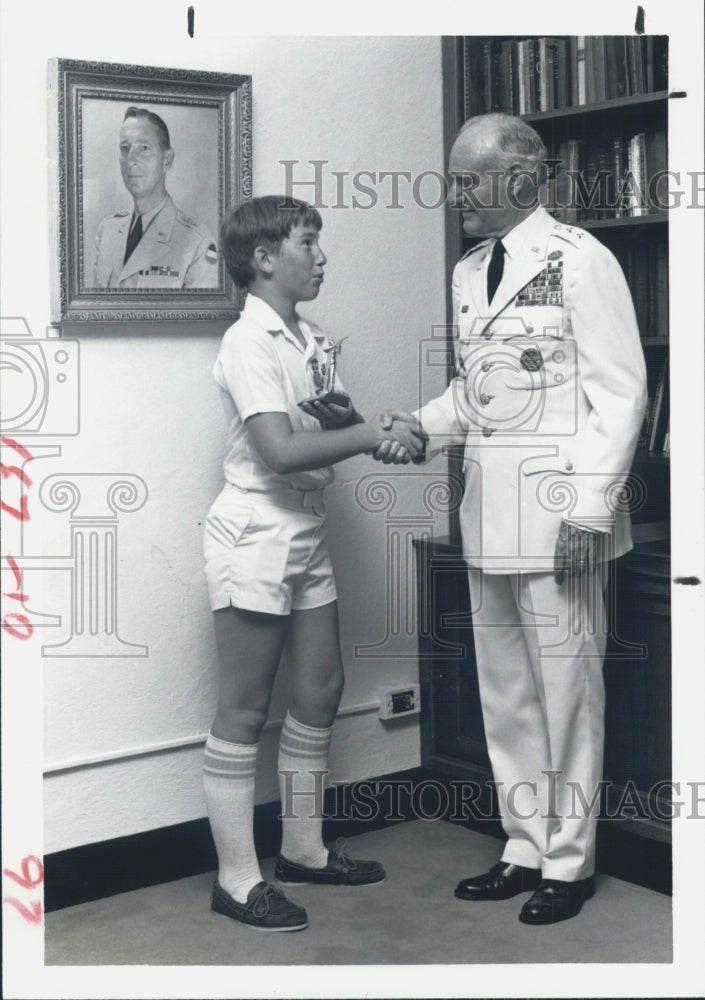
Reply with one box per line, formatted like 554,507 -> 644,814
1,9 -> 450,852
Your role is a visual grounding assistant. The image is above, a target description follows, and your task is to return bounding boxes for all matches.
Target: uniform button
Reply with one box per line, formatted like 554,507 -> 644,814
479,393 -> 494,406
554,373 -> 564,383
481,361 -> 493,372
482,426 -> 494,437
564,460 -> 574,471
526,324 -> 534,334
553,350 -> 566,363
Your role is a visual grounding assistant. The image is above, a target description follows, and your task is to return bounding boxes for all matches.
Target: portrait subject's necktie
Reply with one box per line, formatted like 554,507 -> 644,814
123,214 -> 143,264
486,239 -> 506,303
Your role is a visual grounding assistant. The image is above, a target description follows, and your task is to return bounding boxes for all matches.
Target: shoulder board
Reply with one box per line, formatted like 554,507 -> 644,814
175,209 -> 199,229
550,220 -> 588,247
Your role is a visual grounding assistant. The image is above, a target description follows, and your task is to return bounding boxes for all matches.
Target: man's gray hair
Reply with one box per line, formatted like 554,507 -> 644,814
459,112 -> 547,173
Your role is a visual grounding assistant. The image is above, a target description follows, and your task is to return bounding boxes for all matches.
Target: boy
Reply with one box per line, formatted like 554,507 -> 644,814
203,196 -> 425,931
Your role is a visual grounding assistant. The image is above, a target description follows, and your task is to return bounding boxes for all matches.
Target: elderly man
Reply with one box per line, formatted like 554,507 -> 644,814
91,106 -> 219,289
415,113 -> 647,924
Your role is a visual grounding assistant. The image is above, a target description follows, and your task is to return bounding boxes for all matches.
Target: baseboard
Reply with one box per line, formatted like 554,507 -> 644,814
43,767 -> 426,913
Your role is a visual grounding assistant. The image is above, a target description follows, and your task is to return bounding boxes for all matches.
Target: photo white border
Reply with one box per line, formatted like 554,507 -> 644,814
1,0 -> 703,997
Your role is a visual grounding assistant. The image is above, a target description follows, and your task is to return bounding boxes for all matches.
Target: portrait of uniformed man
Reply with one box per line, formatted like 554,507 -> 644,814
90,106 -> 219,290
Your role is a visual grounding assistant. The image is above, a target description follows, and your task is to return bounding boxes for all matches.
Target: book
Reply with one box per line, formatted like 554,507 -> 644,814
628,36 -> 646,94
652,35 -> 668,91
645,35 -> 655,92
649,357 -> 669,451
604,36 -> 629,99
593,37 -> 607,102
527,38 -> 539,113
499,41 -> 514,114
609,136 -> 629,217
483,40 -> 502,112
627,133 -> 648,216
554,38 -> 569,108
655,241 -> 669,338
509,40 -> 520,114
517,40 -> 527,114
580,143 -> 609,220
645,128 -> 668,213
538,37 -> 550,112
575,36 -> 587,105
585,36 -> 596,105
646,243 -> 658,338
555,138 -> 581,223
630,242 -> 649,337
638,354 -> 666,449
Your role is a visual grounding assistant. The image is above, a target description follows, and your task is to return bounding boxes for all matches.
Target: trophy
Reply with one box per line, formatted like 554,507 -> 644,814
298,337 -> 350,410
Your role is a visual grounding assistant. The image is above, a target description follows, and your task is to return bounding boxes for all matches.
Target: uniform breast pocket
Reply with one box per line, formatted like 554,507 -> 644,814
501,336 -> 576,393
509,305 -> 565,341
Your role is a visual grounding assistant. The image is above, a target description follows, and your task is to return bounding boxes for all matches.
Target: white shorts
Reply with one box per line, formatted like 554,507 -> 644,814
203,483 -> 337,615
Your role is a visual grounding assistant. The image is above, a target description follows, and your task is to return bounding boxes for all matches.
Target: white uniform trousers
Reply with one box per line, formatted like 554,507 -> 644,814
467,566 -> 607,881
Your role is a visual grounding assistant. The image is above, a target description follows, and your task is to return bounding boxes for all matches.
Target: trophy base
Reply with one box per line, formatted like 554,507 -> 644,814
298,391 -> 351,409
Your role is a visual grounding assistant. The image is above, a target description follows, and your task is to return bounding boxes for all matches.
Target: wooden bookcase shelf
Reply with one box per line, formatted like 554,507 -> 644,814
524,90 -> 668,125
581,212 -> 667,231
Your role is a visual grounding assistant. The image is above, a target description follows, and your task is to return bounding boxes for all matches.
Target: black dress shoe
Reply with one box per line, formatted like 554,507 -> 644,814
455,861 -> 542,901
519,875 -> 596,924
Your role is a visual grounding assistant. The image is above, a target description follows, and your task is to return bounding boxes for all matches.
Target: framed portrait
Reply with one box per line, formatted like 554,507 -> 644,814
49,59 -> 251,322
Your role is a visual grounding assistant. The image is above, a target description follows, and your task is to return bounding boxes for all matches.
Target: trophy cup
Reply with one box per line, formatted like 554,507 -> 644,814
298,337 -> 350,410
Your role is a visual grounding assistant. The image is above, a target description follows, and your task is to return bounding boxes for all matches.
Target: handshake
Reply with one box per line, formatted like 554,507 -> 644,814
299,394 -> 428,465
370,410 -> 427,464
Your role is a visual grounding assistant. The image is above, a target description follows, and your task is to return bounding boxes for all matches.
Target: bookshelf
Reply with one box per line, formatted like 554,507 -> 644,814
445,34 -> 672,485
416,36 -> 673,885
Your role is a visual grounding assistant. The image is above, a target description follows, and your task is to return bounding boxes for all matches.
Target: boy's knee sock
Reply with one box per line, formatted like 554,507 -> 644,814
203,732 -> 262,903
278,711 -> 332,869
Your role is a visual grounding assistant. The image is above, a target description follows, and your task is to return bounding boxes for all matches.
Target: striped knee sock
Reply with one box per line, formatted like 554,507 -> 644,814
278,712 -> 332,869
203,733 -> 262,903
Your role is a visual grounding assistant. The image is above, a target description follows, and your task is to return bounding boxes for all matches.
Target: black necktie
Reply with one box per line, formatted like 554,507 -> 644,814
487,239 -> 505,303
123,214 -> 143,264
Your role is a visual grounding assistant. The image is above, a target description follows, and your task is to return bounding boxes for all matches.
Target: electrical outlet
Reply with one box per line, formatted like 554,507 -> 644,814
378,684 -> 420,720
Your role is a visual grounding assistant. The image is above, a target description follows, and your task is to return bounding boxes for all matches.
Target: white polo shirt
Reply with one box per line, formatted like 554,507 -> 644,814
214,293 -> 344,494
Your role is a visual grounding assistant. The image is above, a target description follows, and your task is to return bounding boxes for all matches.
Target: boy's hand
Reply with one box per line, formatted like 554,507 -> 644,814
299,393 -> 354,429
370,411 -> 427,464
373,411 -> 427,464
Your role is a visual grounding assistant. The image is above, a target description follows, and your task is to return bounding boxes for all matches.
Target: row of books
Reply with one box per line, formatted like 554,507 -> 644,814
544,129 -> 667,222
639,356 -> 670,453
481,36 -> 668,116
612,240 -> 669,340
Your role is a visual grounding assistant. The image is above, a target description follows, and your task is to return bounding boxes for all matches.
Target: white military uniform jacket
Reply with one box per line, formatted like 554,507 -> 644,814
92,195 -> 219,289
418,206 -> 648,573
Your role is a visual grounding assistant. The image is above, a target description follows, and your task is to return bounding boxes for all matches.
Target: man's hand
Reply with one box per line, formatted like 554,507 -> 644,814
299,393 -> 355,430
554,520 -> 601,585
371,410 -> 428,464
368,411 -> 427,464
